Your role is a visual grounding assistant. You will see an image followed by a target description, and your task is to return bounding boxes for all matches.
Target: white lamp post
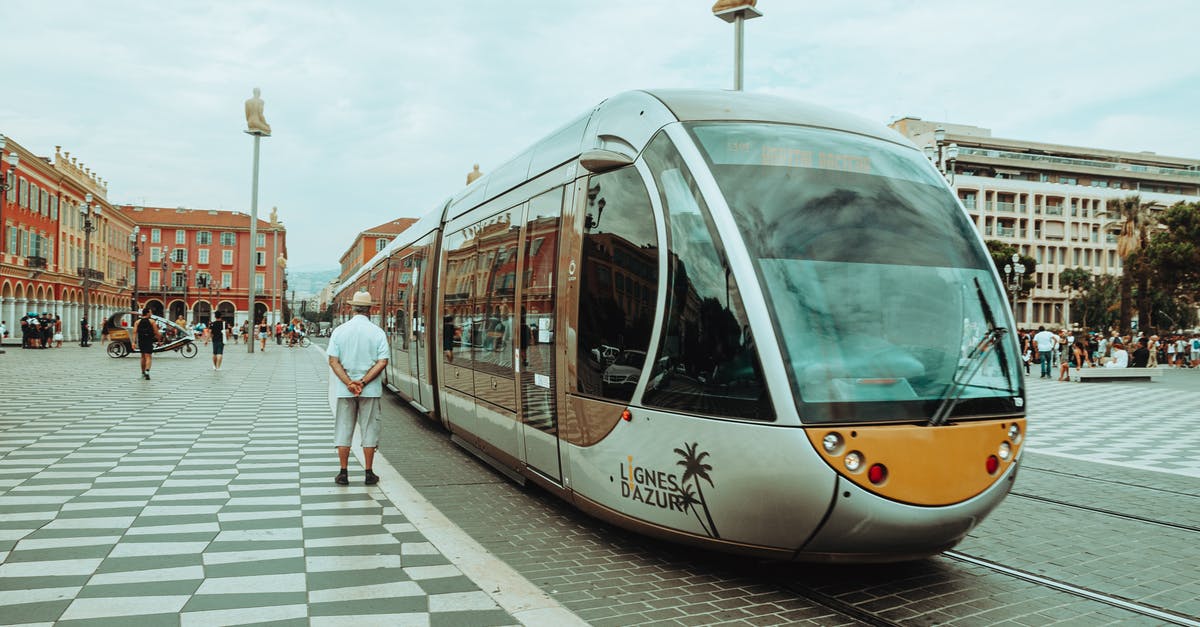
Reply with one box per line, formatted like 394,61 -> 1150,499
79,193 -> 99,346
712,2 -> 762,91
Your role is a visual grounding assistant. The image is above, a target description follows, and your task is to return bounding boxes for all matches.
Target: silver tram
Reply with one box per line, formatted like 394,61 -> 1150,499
332,89 -> 1026,562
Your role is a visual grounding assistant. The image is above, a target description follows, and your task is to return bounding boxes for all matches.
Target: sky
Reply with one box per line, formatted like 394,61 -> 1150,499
4,1 -> 1197,272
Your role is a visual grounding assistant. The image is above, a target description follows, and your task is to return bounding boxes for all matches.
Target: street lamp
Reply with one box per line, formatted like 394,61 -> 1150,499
712,1 -> 762,91
129,226 -> 145,310
184,264 -> 193,323
1004,252 -> 1026,324
1,139 -> 19,255
79,193 -> 100,347
161,256 -> 169,317
923,126 -> 960,184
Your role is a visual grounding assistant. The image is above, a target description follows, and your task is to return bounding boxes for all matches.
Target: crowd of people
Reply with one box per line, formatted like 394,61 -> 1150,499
1020,326 -> 1200,381
164,316 -> 308,349
5,313 -> 67,349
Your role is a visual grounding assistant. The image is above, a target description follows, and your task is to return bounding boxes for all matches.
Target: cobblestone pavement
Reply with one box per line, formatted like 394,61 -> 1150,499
0,343 -> 579,625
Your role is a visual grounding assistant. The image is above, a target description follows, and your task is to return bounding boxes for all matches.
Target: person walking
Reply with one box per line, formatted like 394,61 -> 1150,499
1032,326 -> 1058,379
209,316 -> 226,370
80,315 -> 90,347
327,291 -> 389,486
258,319 -> 270,351
135,308 -> 162,380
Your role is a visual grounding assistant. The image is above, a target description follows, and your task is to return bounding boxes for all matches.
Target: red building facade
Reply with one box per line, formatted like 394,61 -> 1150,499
110,205 -> 288,326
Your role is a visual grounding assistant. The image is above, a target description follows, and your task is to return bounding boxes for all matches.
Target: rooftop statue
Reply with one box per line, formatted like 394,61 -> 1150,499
466,163 -> 482,185
245,87 -> 272,136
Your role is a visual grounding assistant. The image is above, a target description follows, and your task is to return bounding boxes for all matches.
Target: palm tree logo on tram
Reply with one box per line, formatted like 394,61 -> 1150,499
674,442 -> 719,539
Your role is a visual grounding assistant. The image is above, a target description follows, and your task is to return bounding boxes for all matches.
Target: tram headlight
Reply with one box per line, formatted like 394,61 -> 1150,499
822,432 -> 843,455
1007,423 -> 1022,443
844,451 -> 863,472
998,441 -> 1012,461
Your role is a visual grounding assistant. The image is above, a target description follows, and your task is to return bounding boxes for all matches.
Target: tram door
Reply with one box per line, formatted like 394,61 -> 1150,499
519,188 -> 565,480
410,233 -> 436,408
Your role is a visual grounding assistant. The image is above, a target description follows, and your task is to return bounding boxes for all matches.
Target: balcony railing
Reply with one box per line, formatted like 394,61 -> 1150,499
1043,205 -> 1064,216
956,146 -> 1200,179
994,201 -> 1016,213
997,226 -> 1016,237
76,267 -> 105,281
26,256 -> 48,269
1106,234 -> 1118,243
961,199 -> 977,209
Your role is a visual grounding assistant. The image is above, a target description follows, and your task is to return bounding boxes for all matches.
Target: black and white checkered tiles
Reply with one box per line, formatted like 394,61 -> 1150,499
1022,371 -> 1200,477
0,346 -> 519,625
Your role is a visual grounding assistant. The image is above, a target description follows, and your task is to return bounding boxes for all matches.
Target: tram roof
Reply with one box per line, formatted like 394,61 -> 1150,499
642,89 -> 907,146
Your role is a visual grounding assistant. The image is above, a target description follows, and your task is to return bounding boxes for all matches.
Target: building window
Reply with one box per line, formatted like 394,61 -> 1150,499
221,272 -> 232,288
149,247 -> 161,263
255,273 -> 265,290
172,248 -> 187,263
197,272 -> 211,288
256,233 -> 265,247
198,249 -> 209,264
220,232 -> 236,246
50,197 -> 58,220
222,249 -> 233,265
175,230 -> 186,244
256,251 -> 266,266
150,270 -> 160,288
151,228 -> 161,243
196,231 -> 212,245
376,237 -> 388,252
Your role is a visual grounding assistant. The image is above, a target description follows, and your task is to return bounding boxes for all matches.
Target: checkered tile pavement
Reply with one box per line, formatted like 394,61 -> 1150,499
1022,369 -> 1200,477
0,343 -> 567,625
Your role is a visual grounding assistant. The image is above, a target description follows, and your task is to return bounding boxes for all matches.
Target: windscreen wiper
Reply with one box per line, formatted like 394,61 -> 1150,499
929,278 -> 1010,426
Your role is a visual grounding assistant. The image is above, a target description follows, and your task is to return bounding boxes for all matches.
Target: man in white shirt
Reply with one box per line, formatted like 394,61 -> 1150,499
327,291 -> 390,486
1104,339 -> 1129,368
1032,326 -> 1059,379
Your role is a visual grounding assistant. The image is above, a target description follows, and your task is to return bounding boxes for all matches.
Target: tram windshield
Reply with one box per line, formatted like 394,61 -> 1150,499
686,122 -> 1023,423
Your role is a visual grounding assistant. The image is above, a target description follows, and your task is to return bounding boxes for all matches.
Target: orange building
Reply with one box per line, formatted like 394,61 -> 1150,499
337,218 -> 418,285
110,205 -> 288,326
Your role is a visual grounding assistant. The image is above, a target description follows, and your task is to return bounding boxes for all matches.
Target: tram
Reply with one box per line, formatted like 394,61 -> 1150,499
331,89 -> 1026,562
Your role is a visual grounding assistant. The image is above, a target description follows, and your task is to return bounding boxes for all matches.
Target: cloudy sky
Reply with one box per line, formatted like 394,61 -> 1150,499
4,1 -> 1196,272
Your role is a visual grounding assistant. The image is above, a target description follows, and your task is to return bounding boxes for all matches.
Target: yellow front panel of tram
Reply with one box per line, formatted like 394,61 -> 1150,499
805,418 -> 1025,506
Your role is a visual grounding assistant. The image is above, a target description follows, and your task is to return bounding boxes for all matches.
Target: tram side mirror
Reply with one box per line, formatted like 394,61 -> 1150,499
580,149 -> 634,173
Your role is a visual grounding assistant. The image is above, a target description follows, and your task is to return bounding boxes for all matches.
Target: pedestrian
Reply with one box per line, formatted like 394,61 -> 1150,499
53,314 -> 64,348
1032,326 -> 1057,379
327,291 -> 389,486
209,316 -> 225,370
258,319 -> 270,351
135,307 -> 162,380
80,315 -> 90,347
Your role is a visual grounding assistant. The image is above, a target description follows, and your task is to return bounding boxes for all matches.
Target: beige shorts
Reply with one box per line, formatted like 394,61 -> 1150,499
333,396 -> 381,448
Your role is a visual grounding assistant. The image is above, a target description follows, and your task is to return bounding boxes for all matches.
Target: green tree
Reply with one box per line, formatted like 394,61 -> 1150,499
1059,267 -> 1092,327
1069,274 -> 1120,333
1099,196 -> 1158,334
1145,201 -> 1200,310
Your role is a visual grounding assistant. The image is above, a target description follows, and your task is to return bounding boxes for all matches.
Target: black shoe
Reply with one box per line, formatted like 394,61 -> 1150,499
334,470 -> 349,485
143,372 -> 150,380
364,470 -> 379,485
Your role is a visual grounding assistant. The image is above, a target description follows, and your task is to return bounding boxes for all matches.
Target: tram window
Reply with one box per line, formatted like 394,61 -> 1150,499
577,166 -> 658,402
641,132 -> 774,421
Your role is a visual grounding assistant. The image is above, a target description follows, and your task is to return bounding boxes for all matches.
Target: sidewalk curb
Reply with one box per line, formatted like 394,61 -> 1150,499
351,438 -> 587,627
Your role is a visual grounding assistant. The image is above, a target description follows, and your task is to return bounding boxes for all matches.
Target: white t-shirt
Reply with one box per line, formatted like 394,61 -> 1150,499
1033,330 -> 1058,352
1105,348 -> 1129,368
327,315 -> 390,399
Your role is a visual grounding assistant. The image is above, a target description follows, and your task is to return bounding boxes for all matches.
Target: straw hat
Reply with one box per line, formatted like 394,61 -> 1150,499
349,291 -> 373,307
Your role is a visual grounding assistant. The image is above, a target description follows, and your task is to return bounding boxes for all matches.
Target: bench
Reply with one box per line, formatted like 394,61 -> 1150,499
1070,367 -> 1164,383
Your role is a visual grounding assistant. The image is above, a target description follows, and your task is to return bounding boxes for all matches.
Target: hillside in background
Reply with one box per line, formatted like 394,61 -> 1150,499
287,269 -> 339,298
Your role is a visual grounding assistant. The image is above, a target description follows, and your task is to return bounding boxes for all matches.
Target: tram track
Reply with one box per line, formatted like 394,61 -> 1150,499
1009,490 -> 1200,533
944,550 -> 1200,627
1022,464 -> 1200,498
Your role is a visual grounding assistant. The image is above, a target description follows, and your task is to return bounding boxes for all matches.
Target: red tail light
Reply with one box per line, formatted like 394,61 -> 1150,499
868,463 -> 887,484
621,409 -> 632,422
985,455 -> 999,474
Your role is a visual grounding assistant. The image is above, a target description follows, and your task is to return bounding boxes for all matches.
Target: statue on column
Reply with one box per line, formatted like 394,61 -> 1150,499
269,206 -> 279,226
466,164 -> 482,185
712,0 -> 756,11
245,87 -> 272,136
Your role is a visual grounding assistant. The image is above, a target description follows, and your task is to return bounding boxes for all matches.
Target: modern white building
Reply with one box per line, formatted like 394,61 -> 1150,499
890,118 -> 1200,328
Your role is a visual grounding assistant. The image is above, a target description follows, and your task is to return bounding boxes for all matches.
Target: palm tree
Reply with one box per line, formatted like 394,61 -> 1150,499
673,483 -> 711,537
1100,196 -> 1158,334
674,442 -> 719,539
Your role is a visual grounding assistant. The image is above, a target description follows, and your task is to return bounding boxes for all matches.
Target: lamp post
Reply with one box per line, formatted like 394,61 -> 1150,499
129,226 -> 145,311
1,136 -> 18,252
161,257 -> 169,317
1004,253 -> 1026,324
184,264 -> 193,324
79,193 -> 99,347
712,2 -> 762,91
244,87 -> 271,353
923,126 -> 960,185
